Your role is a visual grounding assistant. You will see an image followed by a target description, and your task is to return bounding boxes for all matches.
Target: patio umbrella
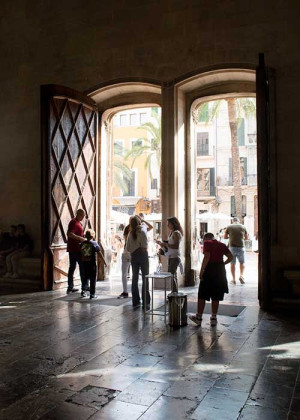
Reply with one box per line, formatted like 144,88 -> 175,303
196,212 -> 231,221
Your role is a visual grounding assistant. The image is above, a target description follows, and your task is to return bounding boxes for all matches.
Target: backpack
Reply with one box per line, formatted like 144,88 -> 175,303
81,241 -> 94,261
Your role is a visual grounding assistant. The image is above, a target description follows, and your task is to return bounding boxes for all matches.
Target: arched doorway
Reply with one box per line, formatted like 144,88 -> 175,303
41,60 -> 275,308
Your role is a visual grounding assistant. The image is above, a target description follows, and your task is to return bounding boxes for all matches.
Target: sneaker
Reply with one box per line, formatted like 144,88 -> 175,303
210,316 -> 217,327
11,273 -> 19,279
90,294 -> 98,299
133,303 -> 141,309
81,291 -> 87,297
230,279 -> 236,285
189,314 -> 202,326
67,288 -> 79,294
239,276 -> 245,284
117,292 -> 129,299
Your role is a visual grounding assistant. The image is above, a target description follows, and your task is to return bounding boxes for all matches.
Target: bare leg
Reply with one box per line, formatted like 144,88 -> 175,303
239,263 -> 245,283
240,263 -> 245,276
211,300 -> 219,315
197,299 -> 206,315
210,300 -> 219,326
230,263 -> 236,283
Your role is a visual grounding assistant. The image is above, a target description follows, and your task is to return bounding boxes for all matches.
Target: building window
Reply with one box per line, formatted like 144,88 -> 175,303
151,178 -> 158,189
113,140 -> 124,155
113,114 -> 119,126
123,170 -> 136,196
130,113 -> 138,126
197,132 -> 209,156
140,113 -> 147,125
197,168 -> 215,196
131,139 -> 143,149
120,114 -> 127,126
197,168 -> 210,195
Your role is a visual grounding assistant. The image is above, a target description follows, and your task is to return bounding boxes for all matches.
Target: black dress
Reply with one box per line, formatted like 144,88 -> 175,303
198,240 -> 229,301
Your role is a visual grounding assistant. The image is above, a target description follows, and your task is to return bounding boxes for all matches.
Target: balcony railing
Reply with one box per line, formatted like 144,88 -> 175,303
216,174 -> 257,187
197,186 -> 216,197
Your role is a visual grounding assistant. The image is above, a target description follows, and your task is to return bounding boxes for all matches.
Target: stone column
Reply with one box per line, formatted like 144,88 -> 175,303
161,84 -> 176,238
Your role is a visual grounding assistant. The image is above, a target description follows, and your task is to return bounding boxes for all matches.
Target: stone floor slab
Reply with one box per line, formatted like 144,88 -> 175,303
139,395 -> 198,420
116,379 -> 169,406
90,400 -> 146,419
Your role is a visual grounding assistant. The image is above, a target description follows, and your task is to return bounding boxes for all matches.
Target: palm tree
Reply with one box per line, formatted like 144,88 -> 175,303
197,98 -> 256,221
125,109 -> 161,189
113,142 -> 133,194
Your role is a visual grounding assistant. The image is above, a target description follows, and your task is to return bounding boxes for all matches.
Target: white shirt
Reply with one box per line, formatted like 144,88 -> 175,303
126,227 -> 148,254
165,230 -> 182,258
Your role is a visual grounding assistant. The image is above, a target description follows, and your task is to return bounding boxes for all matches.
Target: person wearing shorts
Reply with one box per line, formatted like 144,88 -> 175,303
189,233 -> 233,327
224,217 -> 249,285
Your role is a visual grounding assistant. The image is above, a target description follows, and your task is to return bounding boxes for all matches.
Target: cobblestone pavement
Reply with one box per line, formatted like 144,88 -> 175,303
0,252 -> 299,419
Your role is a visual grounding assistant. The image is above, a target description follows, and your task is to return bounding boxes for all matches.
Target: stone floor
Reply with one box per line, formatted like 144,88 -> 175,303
0,253 -> 299,419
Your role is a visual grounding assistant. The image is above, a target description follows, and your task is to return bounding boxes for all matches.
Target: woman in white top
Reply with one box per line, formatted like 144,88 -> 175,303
118,218 -> 132,299
126,216 -> 150,308
156,216 -> 183,288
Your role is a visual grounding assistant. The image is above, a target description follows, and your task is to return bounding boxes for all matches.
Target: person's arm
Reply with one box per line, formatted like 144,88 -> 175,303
244,230 -> 249,240
0,246 -> 14,254
166,232 -> 181,249
224,229 -> 229,239
68,231 -> 85,242
200,252 -> 210,279
224,250 -> 233,265
143,220 -> 153,232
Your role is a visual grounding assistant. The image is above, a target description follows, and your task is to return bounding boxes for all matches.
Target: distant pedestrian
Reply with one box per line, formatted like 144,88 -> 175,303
80,229 -> 106,299
224,217 -> 249,284
189,232 -> 232,327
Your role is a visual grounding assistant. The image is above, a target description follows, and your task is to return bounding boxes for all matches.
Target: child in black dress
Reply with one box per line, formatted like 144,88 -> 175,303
189,232 -> 233,327
80,229 -> 106,299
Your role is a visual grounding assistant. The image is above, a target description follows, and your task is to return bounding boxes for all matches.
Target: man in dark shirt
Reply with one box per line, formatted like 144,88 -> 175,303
67,209 -> 86,293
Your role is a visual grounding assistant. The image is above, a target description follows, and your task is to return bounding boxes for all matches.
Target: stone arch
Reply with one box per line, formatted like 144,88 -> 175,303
87,80 -> 162,241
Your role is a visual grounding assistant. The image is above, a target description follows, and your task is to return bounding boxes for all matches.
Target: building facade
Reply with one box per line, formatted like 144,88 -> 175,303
195,100 -> 257,238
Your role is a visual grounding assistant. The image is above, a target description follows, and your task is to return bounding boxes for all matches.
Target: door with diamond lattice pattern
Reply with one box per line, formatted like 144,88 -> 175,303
41,85 -> 98,290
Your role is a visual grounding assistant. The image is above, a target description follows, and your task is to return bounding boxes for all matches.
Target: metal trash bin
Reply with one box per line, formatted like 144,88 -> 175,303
168,292 -> 187,327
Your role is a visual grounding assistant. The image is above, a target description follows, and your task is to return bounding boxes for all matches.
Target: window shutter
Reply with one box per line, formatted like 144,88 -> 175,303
243,157 -> 248,185
238,118 -> 245,146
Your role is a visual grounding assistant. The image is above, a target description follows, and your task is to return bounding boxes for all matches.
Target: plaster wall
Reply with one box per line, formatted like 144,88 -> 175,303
0,1 -> 300,292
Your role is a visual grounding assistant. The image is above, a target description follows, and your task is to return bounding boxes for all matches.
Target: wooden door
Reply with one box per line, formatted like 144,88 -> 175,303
256,54 -> 276,308
41,85 -> 98,290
